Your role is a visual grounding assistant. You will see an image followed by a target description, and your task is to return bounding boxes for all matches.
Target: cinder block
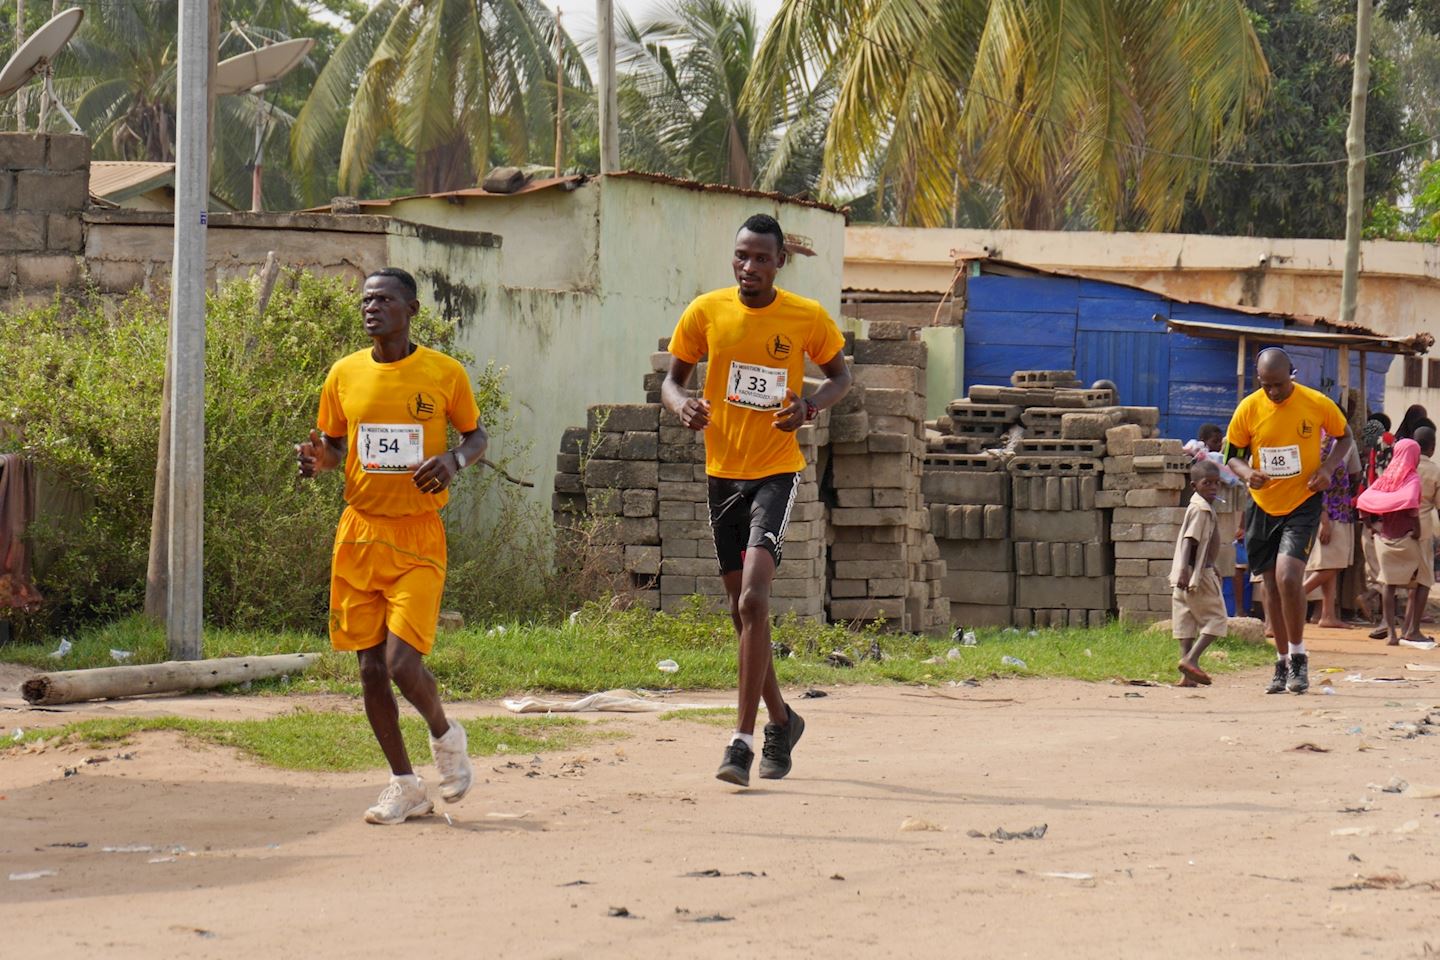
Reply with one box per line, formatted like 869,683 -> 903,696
922,469 -> 1008,505
942,570 -> 1013,605
625,545 -> 661,575
1060,411 -> 1120,440
1103,456 -> 1134,474
620,431 -> 658,460
1014,541 -> 1034,575
1095,489 -> 1126,508
14,171 -> 86,211
831,507 -> 906,526
829,597 -> 906,621
938,538 -> 1012,572
15,253 -> 78,289
1084,542 -> 1109,577
1142,523 -> 1181,542
865,388 -> 924,419
961,504 -> 984,540
1012,509 -> 1107,542
1114,540 -> 1176,560
1115,575 -> 1170,596
1125,488 -> 1184,507
947,603 -> 1014,627
589,403 -> 660,433
658,463 -> 693,482
1106,423 -> 1143,456
1015,575 -> 1113,609
45,213 -> 82,251
1111,522 -> 1141,542
873,488 -> 908,508
46,134 -> 90,171
843,489 -> 876,509
1133,454 -> 1189,472
855,339 -> 926,368
657,480 -> 705,501
1067,542 -> 1085,576
1133,438 -> 1184,457
1032,540 -> 1051,575
833,541 -> 909,560
0,212 -> 45,252
866,320 -> 907,340
0,133 -> 46,168
834,560 -> 906,580
622,489 -> 658,517
853,364 -> 921,394
983,504 -> 1008,539
658,500 -> 695,520
1050,542 -> 1067,574
830,578 -> 868,598
1112,506 -> 1188,525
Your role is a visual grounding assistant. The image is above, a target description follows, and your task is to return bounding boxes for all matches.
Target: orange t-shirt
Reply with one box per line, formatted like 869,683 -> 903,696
317,345 -> 481,518
669,286 -> 845,480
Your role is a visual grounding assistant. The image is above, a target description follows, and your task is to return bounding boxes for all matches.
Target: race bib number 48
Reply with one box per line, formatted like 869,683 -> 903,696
725,360 -> 787,411
1259,444 -> 1302,479
359,423 -> 423,473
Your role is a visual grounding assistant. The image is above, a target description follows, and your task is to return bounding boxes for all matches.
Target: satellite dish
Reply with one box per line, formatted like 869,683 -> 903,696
214,37 -> 314,97
0,6 -> 84,133
215,36 -> 314,212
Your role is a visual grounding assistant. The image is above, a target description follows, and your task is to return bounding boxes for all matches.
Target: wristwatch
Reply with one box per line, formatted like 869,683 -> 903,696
804,398 -> 819,422
452,449 -> 468,470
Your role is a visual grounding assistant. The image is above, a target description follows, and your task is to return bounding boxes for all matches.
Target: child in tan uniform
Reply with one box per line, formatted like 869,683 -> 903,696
1172,459 -> 1229,685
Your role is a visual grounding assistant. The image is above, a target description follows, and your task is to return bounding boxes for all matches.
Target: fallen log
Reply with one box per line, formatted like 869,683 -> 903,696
20,653 -> 319,706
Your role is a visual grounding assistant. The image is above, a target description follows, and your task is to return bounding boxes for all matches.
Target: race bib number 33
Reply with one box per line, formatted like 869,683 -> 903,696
359,423 -> 423,473
725,360 -> 787,411
1259,444 -> 1302,479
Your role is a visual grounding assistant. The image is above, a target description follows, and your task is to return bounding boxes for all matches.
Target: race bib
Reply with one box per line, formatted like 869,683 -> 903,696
1259,444 -> 1302,479
725,361 -> 787,411
358,423 -> 424,473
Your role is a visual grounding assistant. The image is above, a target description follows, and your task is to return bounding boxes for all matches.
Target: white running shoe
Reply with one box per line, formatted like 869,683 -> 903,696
1399,638 -> 1437,650
364,774 -> 433,825
429,722 -> 473,803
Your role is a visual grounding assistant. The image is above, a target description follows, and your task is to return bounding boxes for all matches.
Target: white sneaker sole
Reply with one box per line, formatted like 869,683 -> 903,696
439,769 -> 472,803
364,797 -> 434,825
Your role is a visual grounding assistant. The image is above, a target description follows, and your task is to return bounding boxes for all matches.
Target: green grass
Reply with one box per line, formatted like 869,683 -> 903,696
1,601 -> 1274,697
659,707 -> 738,727
5,712 -> 612,772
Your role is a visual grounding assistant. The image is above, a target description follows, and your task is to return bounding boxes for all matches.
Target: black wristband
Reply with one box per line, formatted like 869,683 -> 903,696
804,398 -> 818,421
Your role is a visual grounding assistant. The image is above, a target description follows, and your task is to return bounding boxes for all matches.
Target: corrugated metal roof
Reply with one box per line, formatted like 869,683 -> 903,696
1165,318 -> 1433,356
88,160 -> 174,201
304,171 -> 846,217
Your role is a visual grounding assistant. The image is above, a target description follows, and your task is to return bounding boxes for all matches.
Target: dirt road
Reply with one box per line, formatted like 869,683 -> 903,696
3,630 -> 1439,959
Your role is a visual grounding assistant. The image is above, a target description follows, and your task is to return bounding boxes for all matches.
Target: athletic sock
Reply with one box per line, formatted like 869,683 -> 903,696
1276,652 -> 1289,662
1291,641 -> 1307,655
729,732 -> 755,750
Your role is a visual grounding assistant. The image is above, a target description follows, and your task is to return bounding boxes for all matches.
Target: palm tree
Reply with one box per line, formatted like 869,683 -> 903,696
745,0 -> 1270,229
615,0 -> 829,194
291,0 -> 587,197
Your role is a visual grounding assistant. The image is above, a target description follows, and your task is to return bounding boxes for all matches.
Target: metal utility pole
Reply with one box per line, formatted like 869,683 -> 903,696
1339,0 -> 1373,328
553,8 -> 564,174
165,0 -> 210,660
596,0 -> 618,173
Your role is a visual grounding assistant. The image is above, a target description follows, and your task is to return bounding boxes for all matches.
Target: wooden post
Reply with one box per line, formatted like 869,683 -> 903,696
21,653 -> 319,705
1338,344 -> 1351,397
1359,351 -> 1369,414
1236,335 -> 1247,401
553,8 -> 564,174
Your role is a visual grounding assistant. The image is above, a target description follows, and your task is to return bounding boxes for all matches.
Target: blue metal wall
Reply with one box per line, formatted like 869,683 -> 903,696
962,273 -> 1392,438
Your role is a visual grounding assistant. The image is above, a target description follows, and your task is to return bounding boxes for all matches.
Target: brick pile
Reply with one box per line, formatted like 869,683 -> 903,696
1098,429 -> 1192,622
923,454 -> 1012,626
828,322 -> 947,632
552,324 -> 947,631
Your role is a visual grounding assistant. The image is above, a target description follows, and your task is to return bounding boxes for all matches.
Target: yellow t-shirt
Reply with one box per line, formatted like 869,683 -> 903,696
317,345 -> 481,518
1225,382 -> 1347,517
669,286 -> 845,480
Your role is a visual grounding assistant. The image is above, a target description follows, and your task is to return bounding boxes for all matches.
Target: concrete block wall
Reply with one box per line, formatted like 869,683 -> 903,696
0,133 -> 88,298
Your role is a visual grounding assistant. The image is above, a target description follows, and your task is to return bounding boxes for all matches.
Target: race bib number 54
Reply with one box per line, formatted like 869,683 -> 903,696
359,423 -> 423,473
1259,444 -> 1302,478
726,360 -> 787,411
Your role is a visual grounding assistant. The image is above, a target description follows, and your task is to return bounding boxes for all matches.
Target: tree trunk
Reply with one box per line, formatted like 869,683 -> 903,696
416,139 -> 475,193
21,654 -> 319,705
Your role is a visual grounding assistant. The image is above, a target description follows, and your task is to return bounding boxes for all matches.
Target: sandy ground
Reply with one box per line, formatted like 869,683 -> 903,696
3,628 -> 1440,959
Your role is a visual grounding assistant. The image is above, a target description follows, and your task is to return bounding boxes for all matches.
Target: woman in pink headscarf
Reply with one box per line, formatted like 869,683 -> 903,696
1357,438 -> 1425,645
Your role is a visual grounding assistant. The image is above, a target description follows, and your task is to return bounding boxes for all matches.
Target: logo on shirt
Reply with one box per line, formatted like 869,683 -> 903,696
408,391 -> 438,421
766,333 -> 793,362
1298,418 -> 1314,439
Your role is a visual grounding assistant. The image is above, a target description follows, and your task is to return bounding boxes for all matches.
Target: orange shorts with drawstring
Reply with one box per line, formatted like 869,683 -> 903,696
328,506 -> 446,656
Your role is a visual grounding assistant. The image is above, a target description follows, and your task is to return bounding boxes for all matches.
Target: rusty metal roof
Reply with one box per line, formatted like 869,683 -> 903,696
301,175 -> 587,212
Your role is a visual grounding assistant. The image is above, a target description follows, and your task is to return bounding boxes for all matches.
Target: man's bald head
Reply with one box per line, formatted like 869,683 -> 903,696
1255,347 -> 1296,404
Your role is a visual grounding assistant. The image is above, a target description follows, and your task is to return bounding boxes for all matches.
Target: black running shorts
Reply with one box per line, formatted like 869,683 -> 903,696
1245,493 -> 1323,575
707,472 -> 802,574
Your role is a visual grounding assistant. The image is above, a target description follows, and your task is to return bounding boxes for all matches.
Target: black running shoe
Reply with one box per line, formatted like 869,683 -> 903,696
758,708 -> 805,780
715,740 -> 754,787
1266,660 -> 1288,694
1287,653 -> 1309,694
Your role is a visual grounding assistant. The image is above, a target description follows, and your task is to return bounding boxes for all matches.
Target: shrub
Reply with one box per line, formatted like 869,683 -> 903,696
0,271 -> 537,636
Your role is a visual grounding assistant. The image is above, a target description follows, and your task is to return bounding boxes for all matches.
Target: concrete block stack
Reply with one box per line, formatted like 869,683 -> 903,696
923,454 -> 1012,626
929,370 -> 1112,452
829,326 -> 948,632
1100,430 -> 1192,622
1008,437 -> 1112,627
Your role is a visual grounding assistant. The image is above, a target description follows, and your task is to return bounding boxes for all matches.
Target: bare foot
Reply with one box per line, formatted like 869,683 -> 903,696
1387,638 -> 1401,646
1176,676 -> 1199,688
1316,618 -> 1345,629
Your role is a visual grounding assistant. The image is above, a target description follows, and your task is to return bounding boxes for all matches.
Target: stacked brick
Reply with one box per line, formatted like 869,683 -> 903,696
1100,430 -> 1193,622
1008,437 -> 1112,627
829,323 -> 948,632
922,455 -> 1012,626
0,133 -> 89,298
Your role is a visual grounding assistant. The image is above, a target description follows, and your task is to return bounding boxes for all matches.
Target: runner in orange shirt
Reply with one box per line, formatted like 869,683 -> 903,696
663,214 -> 853,787
295,268 -> 489,824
